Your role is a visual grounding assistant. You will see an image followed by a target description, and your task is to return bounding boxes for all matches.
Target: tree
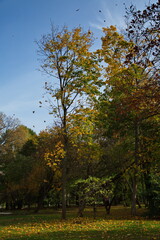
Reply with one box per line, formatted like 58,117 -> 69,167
67,107 -> 102,178
0,120 -> 37,210
2,154 -> 35,210
0,112 -> 20,161
37,25 -> 101,219
123,0 -> 160,215
72,177 -> 114,218
99,0 -> 160,215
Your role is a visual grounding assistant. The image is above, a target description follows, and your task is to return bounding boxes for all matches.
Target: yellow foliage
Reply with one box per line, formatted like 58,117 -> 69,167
44,141 -> 65,171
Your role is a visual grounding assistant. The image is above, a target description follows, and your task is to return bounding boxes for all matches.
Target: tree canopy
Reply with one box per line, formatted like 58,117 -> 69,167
0,0 -> 159,218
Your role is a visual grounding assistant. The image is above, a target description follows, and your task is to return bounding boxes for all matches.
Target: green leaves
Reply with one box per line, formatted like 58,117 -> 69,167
73,177 -> 114,205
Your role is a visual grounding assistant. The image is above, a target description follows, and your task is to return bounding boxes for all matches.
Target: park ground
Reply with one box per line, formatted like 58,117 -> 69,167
0,206 -> 160,240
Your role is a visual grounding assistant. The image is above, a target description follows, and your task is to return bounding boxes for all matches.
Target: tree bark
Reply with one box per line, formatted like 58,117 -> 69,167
93,202 -> 97,219
61,108 -> 68,220
77,199 -> 86,217
131,119 -> 139,216
61,156 -> 67,219
131,175 -> 137,216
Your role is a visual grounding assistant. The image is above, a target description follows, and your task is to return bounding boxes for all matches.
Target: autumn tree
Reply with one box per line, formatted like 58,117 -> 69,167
34,129 -> 63,211
67,107 -> 102,179
19,128 -> 63,211
123,0 -> 160,215
37,26 -> 101,219
98,0 -> 160,216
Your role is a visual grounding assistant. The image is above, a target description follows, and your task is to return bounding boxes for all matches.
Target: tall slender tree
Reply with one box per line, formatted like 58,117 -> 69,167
37,25 -> 101,219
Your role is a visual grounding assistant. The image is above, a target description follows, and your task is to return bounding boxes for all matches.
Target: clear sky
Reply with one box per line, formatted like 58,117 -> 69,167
0,0 -> 157,133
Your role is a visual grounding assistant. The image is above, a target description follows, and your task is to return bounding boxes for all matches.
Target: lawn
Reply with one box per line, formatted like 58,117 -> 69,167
0,206 -> 160,240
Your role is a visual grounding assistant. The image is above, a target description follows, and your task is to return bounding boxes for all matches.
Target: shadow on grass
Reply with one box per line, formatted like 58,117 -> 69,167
0,207 -> 160,240
1,227 -> 160,240
0,206 -> 149,229
81,206 -> 148,220
0,214 -> 61,227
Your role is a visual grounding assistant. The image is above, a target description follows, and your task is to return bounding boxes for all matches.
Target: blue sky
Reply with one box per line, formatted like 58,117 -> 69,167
0,0 -> 157,133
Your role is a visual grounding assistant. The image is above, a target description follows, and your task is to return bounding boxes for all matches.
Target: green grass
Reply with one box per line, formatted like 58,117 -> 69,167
0,206 -> 160,240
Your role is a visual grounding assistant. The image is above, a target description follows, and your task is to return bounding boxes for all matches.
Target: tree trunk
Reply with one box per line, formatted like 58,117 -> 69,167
35,195 -> 44,213
17,200 -> 23,210
93,202 -> 97,219
136,199 -> 142,208
61,111 -> 68,220
5,201 -> 9,210
61,156 -> 67,219
103,196 -> 114,215
77,199 -> 86,217
144,170 -> 152,209
131,119 -> 139,216
131,175 -> 137,216
34,185 -> 46,213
